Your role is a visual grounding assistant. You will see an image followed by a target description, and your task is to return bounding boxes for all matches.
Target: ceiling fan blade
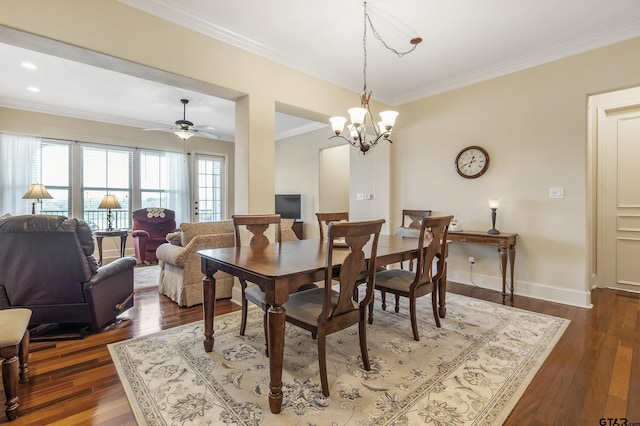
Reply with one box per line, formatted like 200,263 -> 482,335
194,124 -> 216,131
143,127 -> 177,133
194,130 -> 221,139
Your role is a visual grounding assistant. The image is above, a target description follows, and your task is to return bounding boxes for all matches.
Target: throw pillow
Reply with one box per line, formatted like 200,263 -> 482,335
166,231 -> 182,246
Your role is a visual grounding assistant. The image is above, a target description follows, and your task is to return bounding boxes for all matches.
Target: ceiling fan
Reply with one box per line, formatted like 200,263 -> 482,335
144,98 -> 220,140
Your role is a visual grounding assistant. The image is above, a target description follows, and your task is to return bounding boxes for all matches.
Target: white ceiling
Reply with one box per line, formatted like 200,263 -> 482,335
1,0 -> 640,142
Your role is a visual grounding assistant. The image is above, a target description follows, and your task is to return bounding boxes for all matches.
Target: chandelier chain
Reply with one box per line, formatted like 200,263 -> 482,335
362,1 -> 420,93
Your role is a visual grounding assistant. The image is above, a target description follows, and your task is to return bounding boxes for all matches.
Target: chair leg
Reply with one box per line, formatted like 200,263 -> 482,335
359,313 -> 371,371
381,290 -> 387,311
317,334 -> 329,397
262,309 -> 269,357
432,291 -> 441,328
394,294 -> 400,313
368,298 -> 375,324
410,296 -> 420,341
1,348 -> 19,421
239,281 -> 249,336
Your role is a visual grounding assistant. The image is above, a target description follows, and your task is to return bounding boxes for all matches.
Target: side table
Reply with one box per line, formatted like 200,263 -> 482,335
447,230 -> 518,304
95,229 -> 129,266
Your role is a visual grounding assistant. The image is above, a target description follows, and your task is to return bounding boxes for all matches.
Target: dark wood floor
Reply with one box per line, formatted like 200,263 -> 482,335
1,282 -> 638,425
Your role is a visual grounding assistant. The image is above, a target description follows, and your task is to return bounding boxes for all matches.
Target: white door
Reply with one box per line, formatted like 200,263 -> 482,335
193,154 -> 225,222
593,88 -> 640,291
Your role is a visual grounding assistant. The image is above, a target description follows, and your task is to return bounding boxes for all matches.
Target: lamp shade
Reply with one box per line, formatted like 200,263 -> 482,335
98,194 -> 121,210
488,198 -> 500,209
175,129 -> 193,140
22,183 -> 53,200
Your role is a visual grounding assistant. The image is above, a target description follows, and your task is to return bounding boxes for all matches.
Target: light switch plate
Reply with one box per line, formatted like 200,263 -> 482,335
549,187 -> 564,199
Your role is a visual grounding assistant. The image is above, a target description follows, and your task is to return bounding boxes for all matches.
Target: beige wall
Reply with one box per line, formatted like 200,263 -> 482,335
394,37 -> 640,307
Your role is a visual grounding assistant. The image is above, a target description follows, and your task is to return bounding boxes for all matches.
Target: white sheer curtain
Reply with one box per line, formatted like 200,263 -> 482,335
0,133 -> 41,215
165,151 -> 190,224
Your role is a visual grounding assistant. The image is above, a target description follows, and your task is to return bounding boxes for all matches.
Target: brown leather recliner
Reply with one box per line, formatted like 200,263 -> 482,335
0,215 -> 136,331
132,208 -> 179,263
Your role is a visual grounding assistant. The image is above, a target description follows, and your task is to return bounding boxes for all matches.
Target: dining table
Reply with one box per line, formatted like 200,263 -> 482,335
198,234 -> 448,414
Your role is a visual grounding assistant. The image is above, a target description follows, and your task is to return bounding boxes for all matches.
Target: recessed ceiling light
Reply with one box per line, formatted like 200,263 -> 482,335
21,62 -> 37,70
27,86 -> 40,93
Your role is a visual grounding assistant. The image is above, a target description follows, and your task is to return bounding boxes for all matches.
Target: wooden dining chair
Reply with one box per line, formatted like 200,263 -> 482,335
283,218 -> 384,396
233,214 -> 282,338
316,211 -> 385,297
370,215 -> 452,341
233,214 -> 317,339
399,209 -> 432,271
316,212 -> 349,240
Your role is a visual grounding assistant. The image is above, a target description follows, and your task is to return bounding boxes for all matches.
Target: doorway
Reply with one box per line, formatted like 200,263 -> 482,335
589,87 -> 640,292
193,153 -> 226,222
319,145 -> 350,214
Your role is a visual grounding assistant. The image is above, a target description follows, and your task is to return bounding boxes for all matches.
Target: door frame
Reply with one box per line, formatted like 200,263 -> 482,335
587,86 -> 640,291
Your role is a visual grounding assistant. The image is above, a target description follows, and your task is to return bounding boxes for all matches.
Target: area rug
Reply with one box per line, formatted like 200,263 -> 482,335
133,264 -> 160,289
108,293 -> 569,425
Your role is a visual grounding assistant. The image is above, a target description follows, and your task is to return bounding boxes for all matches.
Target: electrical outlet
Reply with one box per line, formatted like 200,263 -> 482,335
468,256 -> 475,265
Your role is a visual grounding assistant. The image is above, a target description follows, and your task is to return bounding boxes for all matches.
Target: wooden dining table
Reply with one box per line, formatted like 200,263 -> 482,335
198,235 -> 448,414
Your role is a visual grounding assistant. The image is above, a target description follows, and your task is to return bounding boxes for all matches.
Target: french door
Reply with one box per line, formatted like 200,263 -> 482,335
193,154 -> 225,222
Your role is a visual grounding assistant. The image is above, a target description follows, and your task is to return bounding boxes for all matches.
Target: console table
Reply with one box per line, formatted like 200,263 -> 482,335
447,230 -> 518,303
95,229 -> 129,266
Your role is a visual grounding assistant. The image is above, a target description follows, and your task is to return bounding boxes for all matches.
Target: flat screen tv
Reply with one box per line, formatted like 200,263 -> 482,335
275,194 -> 301,220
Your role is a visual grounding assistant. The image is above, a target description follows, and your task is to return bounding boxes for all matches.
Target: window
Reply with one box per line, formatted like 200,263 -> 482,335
140,149 -> 190,223
81,145 -> 132,230
34,140 -> 71,217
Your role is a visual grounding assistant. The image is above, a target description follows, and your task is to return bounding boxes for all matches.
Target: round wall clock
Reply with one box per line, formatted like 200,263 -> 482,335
455,145 -> 490,179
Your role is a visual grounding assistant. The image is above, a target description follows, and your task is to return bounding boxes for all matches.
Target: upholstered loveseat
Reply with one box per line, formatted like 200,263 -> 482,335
156,220 -> 236,307
0,215 -> 136,330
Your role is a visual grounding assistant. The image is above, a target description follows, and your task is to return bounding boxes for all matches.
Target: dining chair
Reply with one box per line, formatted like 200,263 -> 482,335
233,214 -> 281,338
398,209 -> 432,271
233,214 -> 317,339
316,211 -> 385,297
316,212 -> 349,241
370,215 -> 452,341
283,218 -> 385,396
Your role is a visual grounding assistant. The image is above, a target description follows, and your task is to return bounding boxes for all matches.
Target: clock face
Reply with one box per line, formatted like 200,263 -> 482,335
455,146 -> 490,179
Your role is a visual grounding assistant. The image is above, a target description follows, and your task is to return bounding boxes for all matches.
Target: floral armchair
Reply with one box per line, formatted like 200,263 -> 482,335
132,208 -> 179,264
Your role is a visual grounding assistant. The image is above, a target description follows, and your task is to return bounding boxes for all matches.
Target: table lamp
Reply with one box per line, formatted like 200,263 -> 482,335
487,198 -> 500,235
22,183 -> 53,214
98,194 -> 121,231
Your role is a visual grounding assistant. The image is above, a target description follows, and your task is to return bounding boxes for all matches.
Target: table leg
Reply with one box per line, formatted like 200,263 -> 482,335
267,304 -> 285,414
119,235 -> 127,257
509,244 -> 516,300
97,236 -> 104,266
499,246 -> 508,304
202,274 -> 216,353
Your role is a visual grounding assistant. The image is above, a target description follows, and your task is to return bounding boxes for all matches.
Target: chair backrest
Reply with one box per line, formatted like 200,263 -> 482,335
232,214 -> 282,248
132,208 -> 177,238
401,209 -> 432,229
413,215 -> 453,289
316,212 -> 349,241
320,219 -> 384,323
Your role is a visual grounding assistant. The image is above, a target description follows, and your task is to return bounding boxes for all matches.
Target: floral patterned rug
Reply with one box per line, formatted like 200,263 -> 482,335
108,293 -> 569,425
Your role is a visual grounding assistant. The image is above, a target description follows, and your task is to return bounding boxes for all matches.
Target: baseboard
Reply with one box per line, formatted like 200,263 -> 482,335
446,269 -> 592,309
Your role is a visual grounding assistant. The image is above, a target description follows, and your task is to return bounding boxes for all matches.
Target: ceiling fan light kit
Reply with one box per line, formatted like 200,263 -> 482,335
329,1 -> 421,154
143,98 -> 220,141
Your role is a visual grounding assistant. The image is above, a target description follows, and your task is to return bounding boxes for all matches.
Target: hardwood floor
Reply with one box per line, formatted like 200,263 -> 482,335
1,282 -> 638,425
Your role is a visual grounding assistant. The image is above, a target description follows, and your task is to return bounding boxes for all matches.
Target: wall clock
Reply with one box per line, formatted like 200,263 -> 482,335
455,145 -> 490,179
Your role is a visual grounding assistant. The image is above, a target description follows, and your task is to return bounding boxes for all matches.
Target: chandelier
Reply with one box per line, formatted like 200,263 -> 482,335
329,1 -> 422,154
